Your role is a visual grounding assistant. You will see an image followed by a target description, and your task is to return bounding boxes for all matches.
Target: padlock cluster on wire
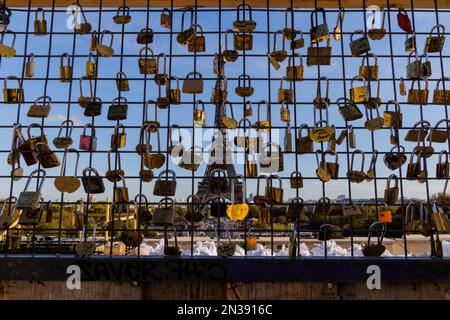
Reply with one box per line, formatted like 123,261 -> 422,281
1,4 -> 450,258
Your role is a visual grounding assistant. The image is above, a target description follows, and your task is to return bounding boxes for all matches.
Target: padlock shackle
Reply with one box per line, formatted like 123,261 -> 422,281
0,196 -> 17,217
231,174 -> 246,204
297,123 -> 310,137
169,76 -> 180,90
224,29 -> 235,50
107,150 -> 122,172
237,73 -> 251,87
350,29 -> 365,42
386,174 -> 399,188
288,53 -> 303,67
334,7 -> 345,30
60,52 -> 71,67
410,77 -> 429,90
367,221 -> 386,247
350,149 -> 365,172
385,99 -> 401,113
180,7 -> 194,32
186,71 -> 203,80
405,201 -> 415,224
75,199 -> 88,217
79,76 -> 94,99
316,76 -> 329,100
99,29 -> 114,47
24,168 -> 47,192
257,99 -> 269,122
116,5 -> 130,16
34,95 -> 52,106
310,7 -> 327,28
27,122 -> 44,139
169,124 -> 182,147
256,174 -> 269,197
290,196 -> 304,206
139,46 -> 155,58
272,29 -> 285,52
60,148 -> 79,177
438,150 -> 449,164
116,71 -> 128,81
158,169 -> 176,182
4,75 -> 22,90
0,29 -> 16,48
35,7 -> 45,19
109,200 -> 125,220
157,53 -> 167,74
236,3 -> 253,21
268,173 -> 282,189
325,148 -> 338,163
186,194 -> 201,213
371,8 -> 385,29
350,75 -> 367,88
285,7 -> 294,28
430,24 -> 445,36
361,52 -> 378,68
81,123 -> 95,137
237,118 -> 252,137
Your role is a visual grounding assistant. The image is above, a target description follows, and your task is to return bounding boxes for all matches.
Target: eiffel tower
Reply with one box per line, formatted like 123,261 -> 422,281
196,69 -> 243,203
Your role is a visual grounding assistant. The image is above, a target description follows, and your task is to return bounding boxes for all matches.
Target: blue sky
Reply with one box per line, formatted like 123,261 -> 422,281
1,6 -> 449,203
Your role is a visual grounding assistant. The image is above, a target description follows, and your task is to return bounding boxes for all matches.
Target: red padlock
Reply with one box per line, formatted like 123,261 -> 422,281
397,8 -> 413,33
18,123 -> 47,166
79,124 -> 97,151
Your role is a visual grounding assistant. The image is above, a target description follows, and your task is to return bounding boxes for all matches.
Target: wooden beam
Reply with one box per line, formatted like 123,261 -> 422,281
2,0 -> 449,8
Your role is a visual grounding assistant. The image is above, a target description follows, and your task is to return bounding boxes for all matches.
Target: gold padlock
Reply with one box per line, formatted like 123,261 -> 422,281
85,53 -> 97,79
283,8 -> 296,40
347,149 -> 366,183
279,101 -> 291,123
270,30 -> 287,63
96,30 -> 114,57
111,124 -> 127,151
167,76 -> 181,105
349,30 -> 371,56
424,24 -> 446,53
364,77 -> 382,109
359,53 -> 378,80
177,8 -> 195,45
59,53 -> 72,82
34,8 -> 47,36
138,47 -> 157,75
310,8 -> 329,43
113,6 -> 131,24
194,100 -> 206,127
408,78 -> 429,105
255,100 -> 270,132
223,29 -> 239,62
233,4 -> 256,33
25,53 -> 35,78
155,53 -> 169,86
307,38 -> 331,66
278,76 -> 293,103
188,24 -> 206,52
286,53 -> 304,81
3,76 -> 24,103
349,75 -> 369,104
406,52 -> 423,79
383,100 -> 403,128
235,74 -> 254,97
433,77 -> 450,105
0,30 -> 16,58
115,71 -> 129,91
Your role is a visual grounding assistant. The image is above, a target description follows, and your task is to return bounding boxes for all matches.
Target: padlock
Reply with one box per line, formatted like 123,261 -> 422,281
284,123 -> 292,152
143,101 -> 160,133
220,101 -> 238,129
399,77 -> 407,96
81,167 -> 105,194
437,151 -> 450,179
316,150 -> 331,183
115,71 -> 129,91
188,24 -> 206,52
349,76 -> 370,104
209,169 -> 229,194
233,4 -> 256,33
406,52 -> 423,79
54,149 -> 81,193
432,200 -> 450,233
133,194 -> 153,225
0,6 -> 12,33
420,53 -> 432,78
3,76 -> 24,103
270,30 -> 287,63
36,142 -> 60,169
433,77 -> 450,105
280,101 -> 291,123
25,53 -> 35,78
424,24 -> 446,53
278,77 -> 293,103
283,8 -> 296,40
347,149 -> 366,183
245,151 -> 258,177
332,8 -> 345,40
34,7 -> 47,36
384,175 -> 399,205
111,123 -> 127,151
105,151 -> 125,183
235,74 -> 254,97
244,101 -> 253,117
408,78 -> 429,105
78,76 -> 94,108
384,145 -> 407,170
364,77 -> 382,109
73,3 -> 92,35
365,150 -> 378,182
154,170 -> 177,197
307,38 -> 331,66
59,53 -> 72,82
310,8 -> 329,43
349,30 -> 371,56
290,171 -> 303,189
178,146 -> 202,172
113,176 -> 129,203
52,120 -> 73,150
260,142 -> 284,173
79,124 -> 97,151
182,71 -> 203,94
368,9 -> 386,40
234,31 -> 253,51
406,151 -> 421,180
75,221 -> 98,256
16,169 -> 46,209
347,125 -> 357,149
18,123 -> 48,166
138,47 -> 157,74
156,79 -> 170,109
211,75 -> 228,104
337,97 -> 363,121
405,33 -> 416,52
363,222 -> 387,256
144,128 -> 166,170
136,28 -> 154,45
153,198 -> 175,226
113,6 -> 131,24
286,53 -> 304,81
164,227 -> 182,256
319,149 -> 339,180
177,8 -> 195,45
317,224 -> 334,241
108,97 -> 128,121
313,197 -> 332,216
194,100 -> 206,127
0,196 -> 18,230
27,95 -> 52,118
397,8 -> 413,33
255,100 -> 270,132
96,30 -> 114,57
296,124 -> 314,153
364,105 -> 384,132
383,100 -> 403,128
223,29 -> 239,62
313,77 -> 330,109
167,76 -> 181,105
0,30 -> 16,57
428,119 -> 450,143
265,174 -> 284,204
103,201 -> 125,231
309,116 -> 335,143
253,175 -> 270,205
155,53 -> 168,86
19,199 -> 44,226
234,118 -> 253,150
85,53 -> 97,79
359,53 -> 378,80
120,204 -> 143,249
84,97 -> 102,117
210,196 -> 229,218
390,126 -> 400,146
404,120 -> 430,142
290,30 -> 305,50
169,125 -> 185,157
160,7 -> 172,29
